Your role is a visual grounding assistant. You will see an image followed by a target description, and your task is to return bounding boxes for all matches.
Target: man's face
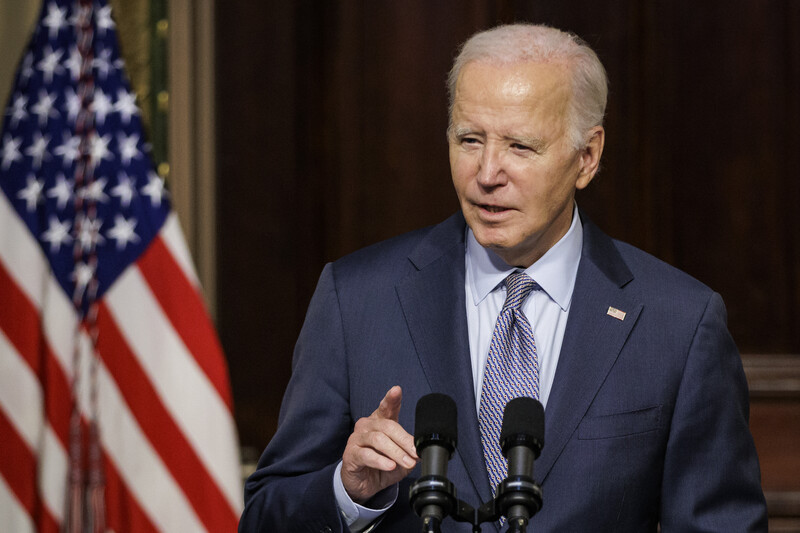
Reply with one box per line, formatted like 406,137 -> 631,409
449,61 -> 602,267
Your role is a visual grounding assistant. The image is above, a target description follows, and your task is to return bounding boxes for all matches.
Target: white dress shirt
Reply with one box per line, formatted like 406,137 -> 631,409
465,205 -> 583,410
335,206 -> 584,530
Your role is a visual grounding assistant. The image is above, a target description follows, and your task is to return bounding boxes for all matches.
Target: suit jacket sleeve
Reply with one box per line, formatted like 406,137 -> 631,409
239,263 -> 352,533
660,292 -> 767,531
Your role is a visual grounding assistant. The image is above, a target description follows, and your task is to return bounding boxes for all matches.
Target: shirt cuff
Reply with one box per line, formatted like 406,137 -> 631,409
333,461 -> 398,532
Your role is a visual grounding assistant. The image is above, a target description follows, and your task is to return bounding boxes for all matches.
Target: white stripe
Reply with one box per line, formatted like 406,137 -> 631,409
106,266 -> 242,512
0,474 -> 35,533
161,212 -> 200,287
0,192 -> 50,310
0,329 -> 44,448
37,426 -> 67,523
92,345 -> 206,532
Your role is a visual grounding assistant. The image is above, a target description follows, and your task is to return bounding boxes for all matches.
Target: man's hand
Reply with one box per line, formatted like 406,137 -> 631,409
341,385 -> 419,504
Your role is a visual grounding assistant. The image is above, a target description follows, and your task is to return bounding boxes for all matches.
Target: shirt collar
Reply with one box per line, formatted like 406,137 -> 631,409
466,205 -> 583,311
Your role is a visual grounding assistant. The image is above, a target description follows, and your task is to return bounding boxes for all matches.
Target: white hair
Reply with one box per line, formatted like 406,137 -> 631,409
447,24 -> 608,149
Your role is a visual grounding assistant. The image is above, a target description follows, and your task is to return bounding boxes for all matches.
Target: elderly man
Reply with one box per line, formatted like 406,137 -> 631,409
239,24 -> 767,532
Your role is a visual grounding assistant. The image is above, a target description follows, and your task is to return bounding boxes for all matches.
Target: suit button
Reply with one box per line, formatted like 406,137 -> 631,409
320,528 -> 332,533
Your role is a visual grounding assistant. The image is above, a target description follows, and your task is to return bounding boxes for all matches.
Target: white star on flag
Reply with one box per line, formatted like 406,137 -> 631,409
54,131 -> 81,167
1,134 -> 23,170
90,132 -> 113,167
107,214 -> 140,249
41,215 -> 73,252
114,88 -> 139,124
117,132 -> 141,165
79,176 -> 110,203
24,131 -> 51,169
71,260 -> 95,300
92,88 -> 114,125
36,45 -> 65,84
47,173 -> 74,209
141,170 -> 167,207
64,86 -> 81,123
31,89 -> 60,126
5,94 -> 28,128
65,45 -> 82,81
42,1 -> 68,39
111,172 -> 136,207
16,174 -> 45,212
76,214 -> 105,251
93,47 -> 115,80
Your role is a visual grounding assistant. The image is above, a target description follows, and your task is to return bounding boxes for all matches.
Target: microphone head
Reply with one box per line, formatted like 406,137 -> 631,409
414,393 -> 458,453
500,397 -> 545,457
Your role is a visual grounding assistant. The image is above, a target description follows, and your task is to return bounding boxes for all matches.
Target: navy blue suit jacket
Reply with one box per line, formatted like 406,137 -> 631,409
240,212 -> 767,532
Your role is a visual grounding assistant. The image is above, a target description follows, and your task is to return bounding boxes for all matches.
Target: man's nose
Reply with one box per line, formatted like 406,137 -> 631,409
476,144 -> 507,187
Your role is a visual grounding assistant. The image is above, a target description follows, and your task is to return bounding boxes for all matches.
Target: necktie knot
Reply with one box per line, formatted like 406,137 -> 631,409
502,271 -> 539,312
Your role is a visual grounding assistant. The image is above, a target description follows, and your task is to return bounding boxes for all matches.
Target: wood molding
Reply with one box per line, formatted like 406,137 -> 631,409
742,354 -> 800,399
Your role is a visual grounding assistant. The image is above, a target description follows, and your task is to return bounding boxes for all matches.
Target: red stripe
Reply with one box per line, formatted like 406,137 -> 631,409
137,236 -> 233,409
0,409 -> 61,533
96,302 -> 239,532
0,259 -> 44,376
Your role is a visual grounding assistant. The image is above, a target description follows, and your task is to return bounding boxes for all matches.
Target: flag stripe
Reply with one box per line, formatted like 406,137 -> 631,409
0,408 -> 61,533
94,359 -> 206,532
103,453 -> 159,533
96,301 -> 239,531
0,473 -> 35,533
160,213 -> 200,287
138,234 -> 233,408
106,263 -> 242,512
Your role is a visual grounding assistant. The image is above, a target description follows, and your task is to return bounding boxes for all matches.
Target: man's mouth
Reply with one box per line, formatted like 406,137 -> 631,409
480,204 -> 510,213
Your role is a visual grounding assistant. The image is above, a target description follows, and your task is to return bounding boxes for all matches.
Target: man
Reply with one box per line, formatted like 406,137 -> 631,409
239,24 -> 767,532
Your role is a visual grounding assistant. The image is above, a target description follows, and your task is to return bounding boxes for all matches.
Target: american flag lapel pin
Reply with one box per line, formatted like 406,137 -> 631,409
607,306 -> 626,321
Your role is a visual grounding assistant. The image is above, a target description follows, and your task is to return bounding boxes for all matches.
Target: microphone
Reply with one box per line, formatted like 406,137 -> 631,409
409,393 -> 458,533
498,397 -> 545,532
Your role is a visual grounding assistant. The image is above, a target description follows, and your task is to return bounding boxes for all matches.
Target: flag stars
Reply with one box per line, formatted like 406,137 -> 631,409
111,172 -> 136,208
92,89 -> 113,126
17,174 -> 45,212
5,94 -> 28,128
93,48 -> 115,80
1,134 -> 23,170
20,52 -> 35,84
42,2 -> 68,39
54,132 -> 80,167
115,89 -> 139,124
71,260 -> 95,300
95,5 -> 116,36
118,133 -> 141,165
64,87 -> 81,124
47,173 -> 74,210
65,46 -> 82,82
31,90 -> 60,126
141,171 -> 167,207
78,177 -> 109,204
25,131 -> 51,169
107,215 -> 140,250
41,216 -> 73,253
76,216 -> 105,252
37,45 -> 65,84
90,133 -> 113,167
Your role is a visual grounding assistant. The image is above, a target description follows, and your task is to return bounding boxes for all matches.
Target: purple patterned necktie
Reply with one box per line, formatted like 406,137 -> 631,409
478,271 -> 541,495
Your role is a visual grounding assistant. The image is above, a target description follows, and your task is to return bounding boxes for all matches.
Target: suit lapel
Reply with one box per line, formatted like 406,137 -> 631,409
536,216 -> 642,482
395,214 -> 494,505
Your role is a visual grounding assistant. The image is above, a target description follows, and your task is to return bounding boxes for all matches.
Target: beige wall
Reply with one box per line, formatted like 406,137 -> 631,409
0,0 -> 40,108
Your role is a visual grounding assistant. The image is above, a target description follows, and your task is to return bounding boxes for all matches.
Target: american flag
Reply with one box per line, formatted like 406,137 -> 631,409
0,1 -> 242,531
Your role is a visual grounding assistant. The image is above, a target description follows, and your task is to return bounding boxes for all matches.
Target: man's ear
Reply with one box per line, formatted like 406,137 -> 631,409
576,126 -> 605,190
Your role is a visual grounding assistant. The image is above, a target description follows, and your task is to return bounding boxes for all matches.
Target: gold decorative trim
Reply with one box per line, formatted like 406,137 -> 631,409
742,354 -> 800,399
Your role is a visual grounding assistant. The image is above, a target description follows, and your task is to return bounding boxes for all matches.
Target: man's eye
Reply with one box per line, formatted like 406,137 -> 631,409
461,137 -> 480,145
512,143 -> 531,151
